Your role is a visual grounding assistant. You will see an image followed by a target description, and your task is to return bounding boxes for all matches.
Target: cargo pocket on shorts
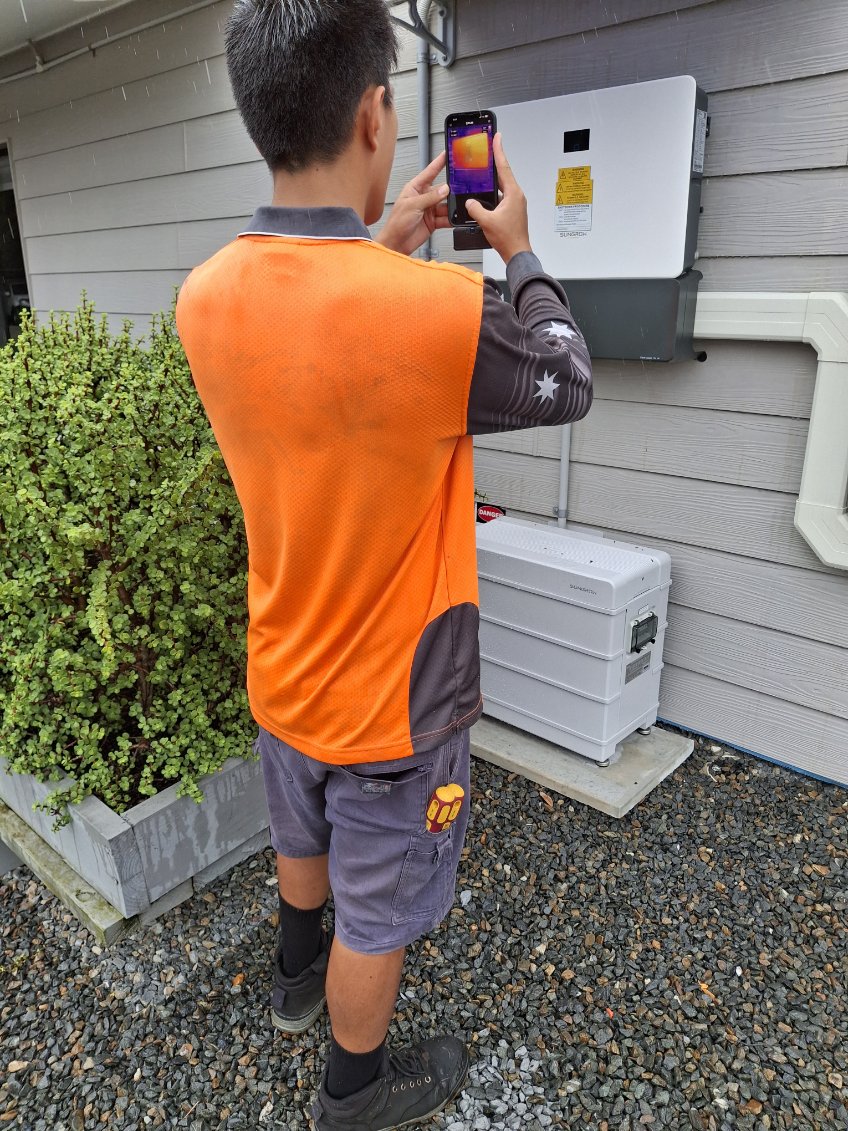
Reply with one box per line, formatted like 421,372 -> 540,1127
391,830 -> 454,926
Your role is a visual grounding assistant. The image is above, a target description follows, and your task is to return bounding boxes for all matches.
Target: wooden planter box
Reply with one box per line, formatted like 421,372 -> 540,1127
0,753 -> 270,924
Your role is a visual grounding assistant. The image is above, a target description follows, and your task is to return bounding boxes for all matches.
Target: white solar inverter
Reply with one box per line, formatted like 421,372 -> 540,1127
481,75 -> 708,361
476,519 -> 671,763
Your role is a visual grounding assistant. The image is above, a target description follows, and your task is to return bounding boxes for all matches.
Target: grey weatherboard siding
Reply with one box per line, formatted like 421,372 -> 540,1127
0,0 -> 846,783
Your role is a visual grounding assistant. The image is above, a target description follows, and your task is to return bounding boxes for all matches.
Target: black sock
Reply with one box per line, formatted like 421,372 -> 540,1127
276,893 -> 325,978
325,1035 -> 386,1100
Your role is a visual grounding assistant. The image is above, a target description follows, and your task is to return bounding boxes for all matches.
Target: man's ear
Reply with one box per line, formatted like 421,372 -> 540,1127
361,85 -> 387,152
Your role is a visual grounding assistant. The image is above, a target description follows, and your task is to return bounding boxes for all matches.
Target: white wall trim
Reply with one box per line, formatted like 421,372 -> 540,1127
693,291 -> 848,570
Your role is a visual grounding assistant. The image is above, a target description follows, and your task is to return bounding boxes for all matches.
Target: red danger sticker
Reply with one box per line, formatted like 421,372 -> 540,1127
476,503 -> 506,523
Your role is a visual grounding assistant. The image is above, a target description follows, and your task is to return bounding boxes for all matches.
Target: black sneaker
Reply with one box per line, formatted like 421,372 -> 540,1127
270,931 -> 331,1034
310,1035 -> 469,1130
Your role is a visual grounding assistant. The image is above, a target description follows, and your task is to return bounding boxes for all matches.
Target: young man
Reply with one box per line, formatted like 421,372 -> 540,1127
176,1 -> 592,1127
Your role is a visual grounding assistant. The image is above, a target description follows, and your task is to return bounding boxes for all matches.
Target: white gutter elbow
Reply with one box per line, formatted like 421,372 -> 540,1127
693,291 -> 848,571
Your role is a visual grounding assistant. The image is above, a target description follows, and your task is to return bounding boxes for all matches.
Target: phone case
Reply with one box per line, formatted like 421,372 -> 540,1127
445,111 -> 498,226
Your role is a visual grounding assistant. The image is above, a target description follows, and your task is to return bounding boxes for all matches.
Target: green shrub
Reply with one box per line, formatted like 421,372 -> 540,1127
0,300 -> 252,825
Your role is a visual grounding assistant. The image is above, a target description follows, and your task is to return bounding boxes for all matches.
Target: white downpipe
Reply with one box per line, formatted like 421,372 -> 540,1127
556,423 -> 571,528
692,291 -> 848,570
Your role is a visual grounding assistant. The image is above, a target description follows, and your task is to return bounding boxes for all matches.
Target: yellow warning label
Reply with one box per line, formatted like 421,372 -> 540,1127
555,166 -> 592,206
556,184 -> 593,206
557,165 -> 591,185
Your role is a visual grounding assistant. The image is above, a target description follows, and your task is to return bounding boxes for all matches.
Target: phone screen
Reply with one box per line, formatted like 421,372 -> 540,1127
445,112 -> 497,224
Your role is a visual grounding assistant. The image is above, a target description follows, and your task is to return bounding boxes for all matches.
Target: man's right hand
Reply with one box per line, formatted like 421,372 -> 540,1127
465,134 -> 532,264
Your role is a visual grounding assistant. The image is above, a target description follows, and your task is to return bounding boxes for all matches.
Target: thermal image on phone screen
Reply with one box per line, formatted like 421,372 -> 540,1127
447,123 -> 495,195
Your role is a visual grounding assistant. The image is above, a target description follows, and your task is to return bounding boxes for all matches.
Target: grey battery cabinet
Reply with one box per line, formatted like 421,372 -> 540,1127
476,518 -> 671,763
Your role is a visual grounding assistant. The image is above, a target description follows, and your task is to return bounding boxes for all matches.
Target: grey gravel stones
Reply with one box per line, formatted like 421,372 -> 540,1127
1,731 -> 846,1129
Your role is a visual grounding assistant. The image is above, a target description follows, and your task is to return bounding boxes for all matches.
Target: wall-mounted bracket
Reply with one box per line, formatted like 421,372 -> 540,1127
390,0 -> 456,67
26,40 -> 44,72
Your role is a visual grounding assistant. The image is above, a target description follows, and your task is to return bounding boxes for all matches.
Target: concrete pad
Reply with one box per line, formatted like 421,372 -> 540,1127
470,718 -> 694,818
0,799 -> 132,946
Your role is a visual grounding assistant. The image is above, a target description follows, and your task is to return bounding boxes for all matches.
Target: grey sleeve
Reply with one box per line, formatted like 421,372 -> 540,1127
466,251 -> 593,435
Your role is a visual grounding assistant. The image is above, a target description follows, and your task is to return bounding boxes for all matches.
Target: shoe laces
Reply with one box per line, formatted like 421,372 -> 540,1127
388,1048 -> 433,1093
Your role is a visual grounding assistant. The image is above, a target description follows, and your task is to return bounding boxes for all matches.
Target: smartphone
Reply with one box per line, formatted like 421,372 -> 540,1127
445,110 -> 498,226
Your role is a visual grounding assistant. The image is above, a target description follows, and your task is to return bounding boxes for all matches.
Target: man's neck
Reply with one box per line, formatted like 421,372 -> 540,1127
271,164 -> 368,219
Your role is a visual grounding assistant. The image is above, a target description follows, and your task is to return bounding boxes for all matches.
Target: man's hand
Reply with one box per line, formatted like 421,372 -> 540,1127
375,151 -> 451,256
465,134 -> 532,264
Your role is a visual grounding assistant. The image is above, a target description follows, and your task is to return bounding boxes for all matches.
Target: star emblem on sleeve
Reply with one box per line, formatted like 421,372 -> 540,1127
533,370 -> 560,402
545,321 -> 578,341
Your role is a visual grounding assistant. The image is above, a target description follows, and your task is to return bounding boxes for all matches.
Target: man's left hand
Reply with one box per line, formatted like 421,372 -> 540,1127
376,152 -> 451,256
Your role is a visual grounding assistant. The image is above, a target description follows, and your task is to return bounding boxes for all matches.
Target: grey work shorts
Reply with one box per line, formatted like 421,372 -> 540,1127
256,726 -> 471,955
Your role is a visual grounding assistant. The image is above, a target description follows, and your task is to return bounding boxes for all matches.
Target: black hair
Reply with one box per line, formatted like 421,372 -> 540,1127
225,0 -> 399,173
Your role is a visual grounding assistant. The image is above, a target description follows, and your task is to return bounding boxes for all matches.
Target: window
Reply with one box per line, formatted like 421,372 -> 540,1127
0,144 -> 30,345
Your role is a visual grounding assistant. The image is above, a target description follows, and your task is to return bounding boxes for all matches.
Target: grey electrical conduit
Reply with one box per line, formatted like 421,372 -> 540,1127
416,0 -> 434,261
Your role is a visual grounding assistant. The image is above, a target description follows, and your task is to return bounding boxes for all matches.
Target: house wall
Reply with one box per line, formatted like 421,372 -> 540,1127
405,0 -> 848,784
1,0 -> 846,782
0,0 -> 259,334
0,0 -> 430,332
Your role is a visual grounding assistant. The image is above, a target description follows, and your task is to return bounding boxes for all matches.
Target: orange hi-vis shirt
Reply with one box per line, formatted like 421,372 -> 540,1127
177,213 -> 485,763
177,206 -> 592,765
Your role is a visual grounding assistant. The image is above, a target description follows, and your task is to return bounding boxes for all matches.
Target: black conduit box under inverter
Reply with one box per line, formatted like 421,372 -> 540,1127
561,273 -> 703,362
